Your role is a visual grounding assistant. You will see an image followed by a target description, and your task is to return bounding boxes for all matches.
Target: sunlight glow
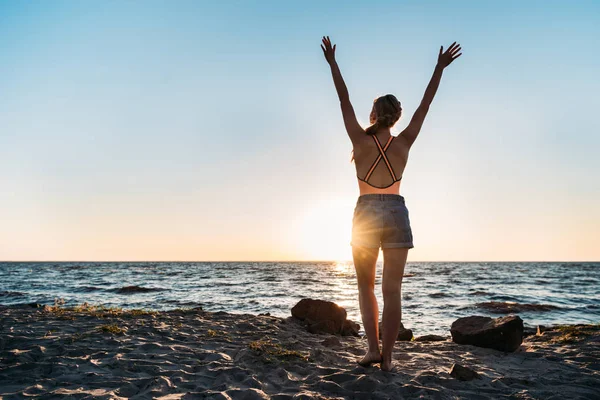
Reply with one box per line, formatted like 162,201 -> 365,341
293,197 -> 355,261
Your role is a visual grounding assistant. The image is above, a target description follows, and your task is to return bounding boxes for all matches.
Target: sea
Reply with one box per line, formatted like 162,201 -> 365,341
1,262 -> 598,335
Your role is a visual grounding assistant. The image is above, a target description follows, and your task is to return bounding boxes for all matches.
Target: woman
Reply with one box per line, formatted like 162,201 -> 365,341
321,36 -> 461,372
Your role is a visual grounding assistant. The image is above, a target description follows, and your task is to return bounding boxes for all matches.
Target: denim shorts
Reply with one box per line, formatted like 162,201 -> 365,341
351,194 -> 414,249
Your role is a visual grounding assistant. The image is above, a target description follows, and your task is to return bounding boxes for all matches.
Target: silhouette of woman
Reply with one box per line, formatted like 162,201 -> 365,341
321,36 -> 461,371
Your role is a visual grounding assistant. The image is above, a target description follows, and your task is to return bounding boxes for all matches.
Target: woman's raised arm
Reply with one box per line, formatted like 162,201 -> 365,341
401,42 -> 462,147
321,36 -> 364,144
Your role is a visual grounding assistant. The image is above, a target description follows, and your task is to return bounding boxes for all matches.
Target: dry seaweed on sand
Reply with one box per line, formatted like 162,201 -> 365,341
248,337 -> 309,363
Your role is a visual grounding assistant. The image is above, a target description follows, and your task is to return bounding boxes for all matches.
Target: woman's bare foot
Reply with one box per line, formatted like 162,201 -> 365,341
357,350 -> 382,367
380,358 -> 393,372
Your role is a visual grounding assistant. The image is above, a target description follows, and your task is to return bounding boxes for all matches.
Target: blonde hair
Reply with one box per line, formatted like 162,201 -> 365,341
365,94 -> 402,136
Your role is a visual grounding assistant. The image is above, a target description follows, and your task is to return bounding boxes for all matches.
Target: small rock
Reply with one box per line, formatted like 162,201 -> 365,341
450,363 -> 480,381
321,337 -> 342,347
414,334 -> 447,342
379,321 -> 413,341
341,320 -> 360,337
258,312 -> 271,316
450,315 -> 523,352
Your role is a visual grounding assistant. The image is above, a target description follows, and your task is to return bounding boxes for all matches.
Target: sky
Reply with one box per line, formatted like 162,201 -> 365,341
1,0 -> 599,262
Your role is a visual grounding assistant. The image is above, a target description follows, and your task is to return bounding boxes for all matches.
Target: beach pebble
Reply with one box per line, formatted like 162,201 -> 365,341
379,322 -> 413,341
450,363 -> 480,381
450,315 -> 523,352
321,336 -> 342,347
414,334 -> 447,342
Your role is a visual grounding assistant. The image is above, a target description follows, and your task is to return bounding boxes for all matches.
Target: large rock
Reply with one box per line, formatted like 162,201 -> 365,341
291,299 -> 348,335
379,321 -> 413,341
450,315 -> 524,352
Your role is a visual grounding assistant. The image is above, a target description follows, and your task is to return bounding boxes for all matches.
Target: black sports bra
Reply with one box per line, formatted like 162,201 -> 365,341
357,135 -> 402,188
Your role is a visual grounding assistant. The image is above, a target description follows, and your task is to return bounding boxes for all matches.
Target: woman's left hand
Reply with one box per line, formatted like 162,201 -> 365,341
437,42 -> 462,68
321,36 -> 336,64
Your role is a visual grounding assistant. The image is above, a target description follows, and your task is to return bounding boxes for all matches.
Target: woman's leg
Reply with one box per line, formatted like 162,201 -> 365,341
380,247 -> 409,371
352,245 -> 381,365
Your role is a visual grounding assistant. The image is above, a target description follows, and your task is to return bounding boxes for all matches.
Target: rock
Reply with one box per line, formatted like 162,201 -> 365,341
450,315 -> 524,352
378,321 -> 413,341
321,337 -> 342,347
449,363 -> 480,381
307,320 -> 337,334
341,320 -> 360,337
291,299 -> 347,335
414,334 -> 447,342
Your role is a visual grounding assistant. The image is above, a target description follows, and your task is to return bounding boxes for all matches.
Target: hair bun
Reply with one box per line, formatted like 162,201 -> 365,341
377,114 -> 395,125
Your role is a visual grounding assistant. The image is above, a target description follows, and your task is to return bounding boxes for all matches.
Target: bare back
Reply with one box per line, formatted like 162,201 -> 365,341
353,130 -> 410,195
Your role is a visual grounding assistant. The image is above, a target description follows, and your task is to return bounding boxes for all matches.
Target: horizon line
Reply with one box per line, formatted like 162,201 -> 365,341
1,260 -> 598,263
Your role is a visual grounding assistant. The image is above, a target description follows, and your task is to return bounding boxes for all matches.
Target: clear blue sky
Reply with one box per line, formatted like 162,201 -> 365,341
1,0 -> 599,261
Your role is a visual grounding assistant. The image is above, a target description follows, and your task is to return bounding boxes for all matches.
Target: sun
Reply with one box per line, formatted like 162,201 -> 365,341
293,197 -> 355,261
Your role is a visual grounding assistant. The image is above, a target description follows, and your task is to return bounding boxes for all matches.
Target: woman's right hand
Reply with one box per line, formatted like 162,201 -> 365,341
437,42 -> 462,68
321,36 -> 336,65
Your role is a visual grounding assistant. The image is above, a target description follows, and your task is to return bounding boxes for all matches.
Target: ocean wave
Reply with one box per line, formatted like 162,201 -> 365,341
0,291 -> 25,298
111,286 -> 165,294
428,292 -> 451,298
489,294 -> 523,302
473,301 -> 561,313
72,286 -> 104,293
469,290 -> 490,296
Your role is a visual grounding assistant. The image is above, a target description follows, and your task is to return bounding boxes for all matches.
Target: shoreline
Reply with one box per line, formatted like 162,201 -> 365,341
2,261 -> 597,339
6,299 -> 597,335
1,304 -> 599,399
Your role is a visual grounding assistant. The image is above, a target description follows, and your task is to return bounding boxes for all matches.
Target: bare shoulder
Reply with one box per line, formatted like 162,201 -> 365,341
348,126 -> 367,147
350,131 -> 369,151
394,131 -> 412,152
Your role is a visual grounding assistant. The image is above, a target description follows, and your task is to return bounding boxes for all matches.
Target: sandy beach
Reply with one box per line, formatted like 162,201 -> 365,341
0,304 -> 599,399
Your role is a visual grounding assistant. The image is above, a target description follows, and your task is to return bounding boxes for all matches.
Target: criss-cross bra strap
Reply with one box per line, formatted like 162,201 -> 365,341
364,135 -> 397,182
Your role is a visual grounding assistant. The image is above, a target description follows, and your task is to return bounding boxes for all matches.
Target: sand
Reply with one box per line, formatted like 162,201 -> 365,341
0,304 -> 599,399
